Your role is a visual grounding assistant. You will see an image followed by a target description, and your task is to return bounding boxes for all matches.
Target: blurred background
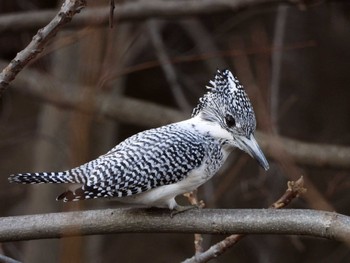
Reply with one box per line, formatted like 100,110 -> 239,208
0,0 -> 350,262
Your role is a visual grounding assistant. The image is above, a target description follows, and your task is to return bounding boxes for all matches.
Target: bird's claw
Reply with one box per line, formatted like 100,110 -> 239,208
170,205 -> 198,217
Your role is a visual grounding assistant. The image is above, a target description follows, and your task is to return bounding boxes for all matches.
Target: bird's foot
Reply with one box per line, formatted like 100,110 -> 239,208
170,204 -> 198,217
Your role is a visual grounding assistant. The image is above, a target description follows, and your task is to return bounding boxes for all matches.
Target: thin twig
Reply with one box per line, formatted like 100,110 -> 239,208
148,20 -> 192,112
0,0 -> 86,97
109,0 -> 115,28
179,18 -> 226,72
182,177 -> 307,263
270,176 -> 306,209
270,5 -> 289,130
184,190 -> 206,254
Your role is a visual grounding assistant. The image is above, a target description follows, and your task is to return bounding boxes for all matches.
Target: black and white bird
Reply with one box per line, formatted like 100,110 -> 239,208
9,69 -> 269,211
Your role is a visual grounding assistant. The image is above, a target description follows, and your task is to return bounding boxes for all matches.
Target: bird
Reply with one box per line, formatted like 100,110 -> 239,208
9,69 -> 269,212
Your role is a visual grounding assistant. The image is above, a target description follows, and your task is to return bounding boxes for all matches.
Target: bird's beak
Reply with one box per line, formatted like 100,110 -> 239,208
237,134 -> 269,171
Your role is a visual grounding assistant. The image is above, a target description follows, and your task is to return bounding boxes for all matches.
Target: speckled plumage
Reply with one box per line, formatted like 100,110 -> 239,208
9,69 -> 269,210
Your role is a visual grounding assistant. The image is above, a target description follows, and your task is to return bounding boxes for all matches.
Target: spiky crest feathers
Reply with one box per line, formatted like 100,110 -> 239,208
192,69 -> 244,117
192,69 -> 256,138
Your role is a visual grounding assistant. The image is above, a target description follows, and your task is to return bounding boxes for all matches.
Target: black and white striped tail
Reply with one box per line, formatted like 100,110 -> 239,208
8,172 -> 76,184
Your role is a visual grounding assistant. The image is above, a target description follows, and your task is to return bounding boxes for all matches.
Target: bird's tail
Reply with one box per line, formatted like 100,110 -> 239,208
9,171 -> 103,202
8,171 -> 77,184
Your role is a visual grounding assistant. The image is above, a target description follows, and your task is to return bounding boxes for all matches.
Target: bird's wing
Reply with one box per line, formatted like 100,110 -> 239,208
59,126 -> 209,201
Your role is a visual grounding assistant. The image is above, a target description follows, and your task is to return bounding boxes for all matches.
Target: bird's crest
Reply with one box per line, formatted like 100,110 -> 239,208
192,69 -> 256,136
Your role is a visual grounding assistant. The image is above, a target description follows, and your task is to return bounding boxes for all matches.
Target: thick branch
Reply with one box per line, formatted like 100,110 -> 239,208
0,0 -> 298,33
0,0 -> 86,96
0,209 -> 349,243
1,60 -> 183,128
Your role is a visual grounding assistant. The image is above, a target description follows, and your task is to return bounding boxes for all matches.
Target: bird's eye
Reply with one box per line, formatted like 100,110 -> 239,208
225,115 -> 236,128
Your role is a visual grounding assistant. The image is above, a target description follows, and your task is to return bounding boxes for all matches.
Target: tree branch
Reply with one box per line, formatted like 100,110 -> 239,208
0,209 -> 349,243
0,0 -> 300,33
256,131 -> 350,169
0,254 -> 21,263
0,0 -> 86,96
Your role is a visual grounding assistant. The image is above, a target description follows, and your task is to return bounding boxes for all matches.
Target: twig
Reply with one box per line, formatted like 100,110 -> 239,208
270,176 -> 306,209
109,0 -> 115,28
179,18 -> 226,72
184,190 -> 205,254
0,0 -> 86,97
148,20 -> 192,112
270,5 -> 289,130
182,177 -> 307,263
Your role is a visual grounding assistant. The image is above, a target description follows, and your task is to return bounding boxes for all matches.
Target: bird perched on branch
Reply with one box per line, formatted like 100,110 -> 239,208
9,69 -> 269,212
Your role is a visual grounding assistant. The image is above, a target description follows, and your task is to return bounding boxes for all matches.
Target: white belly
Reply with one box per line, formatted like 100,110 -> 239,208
118,163 -> 212,209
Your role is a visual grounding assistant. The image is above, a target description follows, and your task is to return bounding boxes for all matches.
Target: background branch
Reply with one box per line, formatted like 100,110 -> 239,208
3,60 -> 350,170
0,0 -> 299,33
148,20 -> 192,112
0,254 -> 21,263
0,0 -> 86,96
1,209 -> 349,243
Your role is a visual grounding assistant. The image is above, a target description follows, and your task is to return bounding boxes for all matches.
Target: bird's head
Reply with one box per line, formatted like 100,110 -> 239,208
192,69 -> 269,171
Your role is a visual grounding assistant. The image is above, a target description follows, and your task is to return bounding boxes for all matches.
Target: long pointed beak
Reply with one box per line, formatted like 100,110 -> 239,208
238,134 -> 269,171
